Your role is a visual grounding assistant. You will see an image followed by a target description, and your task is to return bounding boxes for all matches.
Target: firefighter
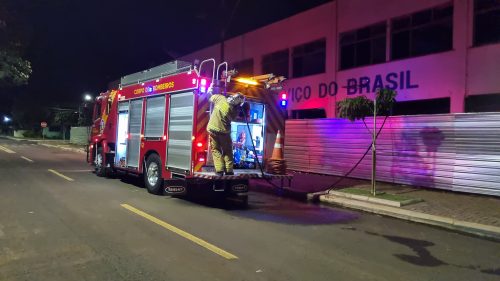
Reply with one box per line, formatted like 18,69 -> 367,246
207,92 -> 246,176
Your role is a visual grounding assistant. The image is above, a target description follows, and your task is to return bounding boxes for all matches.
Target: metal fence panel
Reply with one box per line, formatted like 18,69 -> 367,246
284,113 -> 500,197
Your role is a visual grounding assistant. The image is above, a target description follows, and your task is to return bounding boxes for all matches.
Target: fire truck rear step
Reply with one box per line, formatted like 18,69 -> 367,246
193,169 -> 293,189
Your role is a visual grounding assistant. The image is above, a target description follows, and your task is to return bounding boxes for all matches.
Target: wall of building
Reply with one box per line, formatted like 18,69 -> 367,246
42,127 -> 62,139
70,126 -> 90,145
467,44 -> 500,95
180,0 -> 500,118
13,130 -> 29,138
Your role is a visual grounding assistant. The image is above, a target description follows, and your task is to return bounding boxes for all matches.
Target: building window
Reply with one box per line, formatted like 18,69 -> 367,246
231,59 -> 254,77
391,3 -> 453,60
292,108 -> 326,119
465,93 -> 500,112
392,98 -> 450,115
262,49 -> 289,77
474,0 -> 500,46
292,39 -> 326,77
339,22 -> 387,70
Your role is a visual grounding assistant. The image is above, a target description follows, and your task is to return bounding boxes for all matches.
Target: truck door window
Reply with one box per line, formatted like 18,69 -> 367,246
93,102 -> 102,121
107,98 -> 112,115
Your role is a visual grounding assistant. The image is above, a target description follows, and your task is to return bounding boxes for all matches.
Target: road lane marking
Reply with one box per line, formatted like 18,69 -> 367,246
120,204 -> 238,260
47,169 -> 74,181
0,145 -> 16,154
21,156 -> 34,163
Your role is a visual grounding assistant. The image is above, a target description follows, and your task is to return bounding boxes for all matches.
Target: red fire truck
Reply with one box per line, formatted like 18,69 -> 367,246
88,59 -> 291,201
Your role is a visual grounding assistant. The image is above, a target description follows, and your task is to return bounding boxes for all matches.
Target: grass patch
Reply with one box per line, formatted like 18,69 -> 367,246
340,188 -> 415,202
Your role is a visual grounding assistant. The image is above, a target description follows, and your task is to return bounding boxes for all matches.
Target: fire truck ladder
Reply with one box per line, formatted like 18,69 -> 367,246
119,60 -> 193,87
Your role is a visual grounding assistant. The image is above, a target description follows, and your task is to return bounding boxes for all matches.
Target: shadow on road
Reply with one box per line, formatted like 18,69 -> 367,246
180,188 -> 360,225
364,230 -> 500,276
111,172 -> 360,226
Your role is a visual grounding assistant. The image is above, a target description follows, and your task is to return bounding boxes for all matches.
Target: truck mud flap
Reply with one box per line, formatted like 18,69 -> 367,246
164,179 -> 187,195
105,152 -> 115,168
212,179 -> 249,193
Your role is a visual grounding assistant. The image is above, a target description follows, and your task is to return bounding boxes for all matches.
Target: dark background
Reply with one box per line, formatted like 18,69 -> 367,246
0,0 -> 330,118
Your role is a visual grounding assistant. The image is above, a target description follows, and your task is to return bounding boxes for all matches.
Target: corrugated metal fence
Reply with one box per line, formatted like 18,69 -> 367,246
284,113 -> 500,197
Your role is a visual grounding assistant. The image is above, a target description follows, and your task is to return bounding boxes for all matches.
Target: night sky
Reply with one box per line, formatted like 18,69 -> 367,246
1,0 -> 330,114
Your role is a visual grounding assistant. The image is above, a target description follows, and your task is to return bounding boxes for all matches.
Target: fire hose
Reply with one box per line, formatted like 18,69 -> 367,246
241,107 -> 390,194
240,107 -> 283,190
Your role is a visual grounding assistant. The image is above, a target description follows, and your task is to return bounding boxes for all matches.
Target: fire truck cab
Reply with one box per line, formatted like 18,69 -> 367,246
88,59 -> 289,202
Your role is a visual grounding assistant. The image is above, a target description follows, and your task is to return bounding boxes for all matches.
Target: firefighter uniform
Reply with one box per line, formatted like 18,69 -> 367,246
207,94 -> 242,175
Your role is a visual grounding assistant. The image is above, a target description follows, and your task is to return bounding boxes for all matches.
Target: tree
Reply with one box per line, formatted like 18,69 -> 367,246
11,98 -> 49,130
53,109 -> 78,140
0,50 -> 31,87
0,0 -> 32,87
337,88 -> 397,195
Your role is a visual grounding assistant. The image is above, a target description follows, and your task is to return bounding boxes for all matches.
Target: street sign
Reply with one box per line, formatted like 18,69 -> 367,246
41,122 -> 48,128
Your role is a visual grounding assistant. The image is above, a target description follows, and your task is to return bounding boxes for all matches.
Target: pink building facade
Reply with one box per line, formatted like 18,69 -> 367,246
181,0 -> 500,118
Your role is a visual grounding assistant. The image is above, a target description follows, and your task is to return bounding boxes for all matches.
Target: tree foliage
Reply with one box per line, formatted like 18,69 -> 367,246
53,109 -> 78,140
0,1 -> 32,87
337,96 -> 373,122
337,88 -> 397,121
53,110 -> 78,127
0,50 -> 31,87
11,98 -> 49,129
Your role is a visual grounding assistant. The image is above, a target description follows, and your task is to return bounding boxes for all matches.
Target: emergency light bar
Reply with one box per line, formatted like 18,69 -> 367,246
200,78 -> 207,93
280,91 -> 288,108
234,77 -> 259,85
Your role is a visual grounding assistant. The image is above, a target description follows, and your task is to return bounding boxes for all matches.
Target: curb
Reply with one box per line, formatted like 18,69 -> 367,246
39,143 -> 86,154
319,194 -> 500,240
4,136 -> 23,141
327,190 -> 423,207
3,136 -> 86,154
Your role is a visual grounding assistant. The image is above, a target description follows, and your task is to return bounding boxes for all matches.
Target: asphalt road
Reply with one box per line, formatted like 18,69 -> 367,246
0,137 -> 499,281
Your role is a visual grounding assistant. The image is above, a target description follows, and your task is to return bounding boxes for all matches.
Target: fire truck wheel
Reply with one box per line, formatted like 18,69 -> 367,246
95,147 -> 106,177
144,154 -> 163,194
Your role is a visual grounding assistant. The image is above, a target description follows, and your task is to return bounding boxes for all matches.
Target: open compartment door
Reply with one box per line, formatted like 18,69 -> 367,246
230,101 -> 265,169
115,101 -> 129,167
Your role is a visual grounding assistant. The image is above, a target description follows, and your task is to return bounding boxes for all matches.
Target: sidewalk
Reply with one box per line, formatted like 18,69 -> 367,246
252,172 -> 500,240
4,136 -> 87,154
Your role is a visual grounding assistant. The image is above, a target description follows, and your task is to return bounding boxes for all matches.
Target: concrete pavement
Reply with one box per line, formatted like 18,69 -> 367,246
1,137 -> 499,281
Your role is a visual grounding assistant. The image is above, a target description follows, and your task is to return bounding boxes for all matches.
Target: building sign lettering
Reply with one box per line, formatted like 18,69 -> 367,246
134,81 -> 175,95
288,70 -> 419,103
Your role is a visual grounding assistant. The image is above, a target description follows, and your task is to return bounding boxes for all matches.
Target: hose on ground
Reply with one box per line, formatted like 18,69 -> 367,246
325,116 -> 389,193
